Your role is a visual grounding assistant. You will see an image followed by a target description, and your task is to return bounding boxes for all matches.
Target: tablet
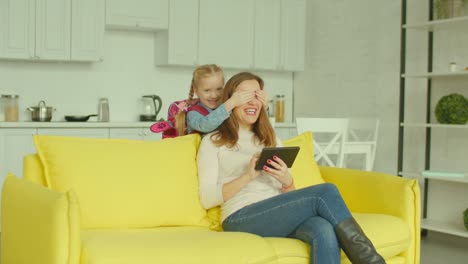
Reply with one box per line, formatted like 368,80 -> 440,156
255,146 -> 300,170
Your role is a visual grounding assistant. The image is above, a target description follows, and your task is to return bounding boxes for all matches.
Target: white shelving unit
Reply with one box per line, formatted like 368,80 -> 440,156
401,169 -> 468,237
403,15 -> 468,31
402,71 -> 468,78
421,219 -> 468,238
399,1 -> 468,239
400,122 -> 468,129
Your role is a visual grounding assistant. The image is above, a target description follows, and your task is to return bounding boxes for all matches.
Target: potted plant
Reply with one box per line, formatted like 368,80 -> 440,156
464,208 -> 468,231
434,0 -> 468,19
434,93 -> 468,124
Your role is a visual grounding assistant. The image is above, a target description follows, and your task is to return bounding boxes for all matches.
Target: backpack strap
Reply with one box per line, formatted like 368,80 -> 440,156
187,104 -> 209,116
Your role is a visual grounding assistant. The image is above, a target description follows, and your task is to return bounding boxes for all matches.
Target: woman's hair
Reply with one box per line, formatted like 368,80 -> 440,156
174,64 -> 224,136
212,72 -> 276,148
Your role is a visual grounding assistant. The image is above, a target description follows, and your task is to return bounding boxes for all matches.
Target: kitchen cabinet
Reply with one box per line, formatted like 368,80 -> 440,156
0,0 -> 36,59
198,0 -> 254,69
253,0 -> 306,71
109,128 -> 162,141
253,0 -> 281,71
35,0 -> 71,60
0,128 -> 37,179
71,0 -> 105,61
37,128 -> 109,138
106,0 -> 168,31
0,0 -> 104,61
154,0 -> 198,66
399,1 -> 468,238
0,128 -> 36,232
279,0 -> 305,71
274,124 -> 298,141
155,0 -> 305,71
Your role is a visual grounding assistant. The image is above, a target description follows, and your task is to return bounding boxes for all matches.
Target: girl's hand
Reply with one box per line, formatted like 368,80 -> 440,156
255,90 -> 269,110
224,90 -> 256,112
231,90 -> 255,107
262,155 -> 293,187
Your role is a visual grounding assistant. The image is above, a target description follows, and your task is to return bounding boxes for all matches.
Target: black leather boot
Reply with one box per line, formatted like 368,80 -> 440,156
335,218 -> 386,264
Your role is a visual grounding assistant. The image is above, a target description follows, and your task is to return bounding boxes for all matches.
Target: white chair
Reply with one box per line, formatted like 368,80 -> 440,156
346,118 -> 379,171
295,117 -> 349,168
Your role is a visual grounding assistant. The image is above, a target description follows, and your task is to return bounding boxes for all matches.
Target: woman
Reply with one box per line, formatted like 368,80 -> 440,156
197,72 -> 385,264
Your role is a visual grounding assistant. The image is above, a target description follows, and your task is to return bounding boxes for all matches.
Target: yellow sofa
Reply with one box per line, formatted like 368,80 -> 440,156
1,132 -> 420,264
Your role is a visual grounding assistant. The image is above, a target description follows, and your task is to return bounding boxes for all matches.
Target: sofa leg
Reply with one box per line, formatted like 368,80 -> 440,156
335,218 -> 386,264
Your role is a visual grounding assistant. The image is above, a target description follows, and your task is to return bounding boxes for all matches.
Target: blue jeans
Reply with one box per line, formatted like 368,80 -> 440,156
222,183 -> 352,264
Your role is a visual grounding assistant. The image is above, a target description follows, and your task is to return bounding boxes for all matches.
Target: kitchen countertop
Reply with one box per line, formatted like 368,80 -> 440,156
0,121 -> 158,128
0,121 -> 297,128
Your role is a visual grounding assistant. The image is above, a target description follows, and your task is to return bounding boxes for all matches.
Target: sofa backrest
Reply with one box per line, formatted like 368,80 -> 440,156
23,154 -> 47,187
32,134 -> 210,230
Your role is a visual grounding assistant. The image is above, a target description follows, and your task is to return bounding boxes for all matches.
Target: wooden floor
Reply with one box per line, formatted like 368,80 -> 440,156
420,231 -> 468,264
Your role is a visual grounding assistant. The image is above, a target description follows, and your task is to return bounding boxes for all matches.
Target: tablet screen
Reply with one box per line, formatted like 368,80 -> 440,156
255,146 -> 300,170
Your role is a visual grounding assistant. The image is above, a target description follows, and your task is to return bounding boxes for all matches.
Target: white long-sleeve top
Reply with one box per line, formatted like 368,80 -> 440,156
197,128 -> 283,222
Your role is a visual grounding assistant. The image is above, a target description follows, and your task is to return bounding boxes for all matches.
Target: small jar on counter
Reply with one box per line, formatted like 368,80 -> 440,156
1,94 -> 19,122
275,94 -> 285,123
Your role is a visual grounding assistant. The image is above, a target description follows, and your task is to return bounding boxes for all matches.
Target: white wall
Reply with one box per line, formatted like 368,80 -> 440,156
0,30 -> 294,123
294,0 -> 402,174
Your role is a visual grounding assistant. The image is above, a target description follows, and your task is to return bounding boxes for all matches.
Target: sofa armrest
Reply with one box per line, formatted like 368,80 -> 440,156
320,166 -> 420,264
1,174 -> 80,264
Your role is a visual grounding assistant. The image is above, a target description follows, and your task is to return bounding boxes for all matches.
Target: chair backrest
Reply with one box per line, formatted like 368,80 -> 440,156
295,117 -> 349,168
348,118 -> 379,170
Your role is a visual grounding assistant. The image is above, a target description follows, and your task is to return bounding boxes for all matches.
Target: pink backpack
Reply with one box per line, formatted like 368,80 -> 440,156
150,99 -> 209,138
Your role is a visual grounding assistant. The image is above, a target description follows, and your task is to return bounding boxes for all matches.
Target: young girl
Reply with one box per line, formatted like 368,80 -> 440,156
151,64 -> 269,137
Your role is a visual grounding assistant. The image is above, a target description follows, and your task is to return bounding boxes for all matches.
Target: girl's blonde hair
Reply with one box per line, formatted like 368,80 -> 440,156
174,64 -> 224,136
212,72 -> 276,148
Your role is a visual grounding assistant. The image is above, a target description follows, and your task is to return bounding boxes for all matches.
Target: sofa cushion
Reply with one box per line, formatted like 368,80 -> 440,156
81,227 -> 277,264
263,213 -> 410,263
350,213 -> 410,260
34,134 -> 209,229
282,131 -> 325,189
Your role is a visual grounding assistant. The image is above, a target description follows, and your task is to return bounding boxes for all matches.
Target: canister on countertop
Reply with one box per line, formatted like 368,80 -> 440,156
275,94 -> 285,123
1,94 -> 19,122
98,98 -> 110,122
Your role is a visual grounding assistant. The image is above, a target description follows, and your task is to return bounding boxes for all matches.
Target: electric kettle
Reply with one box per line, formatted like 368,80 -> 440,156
140,95 -> 162,121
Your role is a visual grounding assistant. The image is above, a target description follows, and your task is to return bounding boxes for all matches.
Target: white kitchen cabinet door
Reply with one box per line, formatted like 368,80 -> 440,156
155,0 -> 198,66
0,128 -> 36,232
253,0 -> 281,70
141,127 -> 162,141
35,0 -> 71,60
0,0 -> 35,59
109,128 -> 162,141
71,0 -> 104,61
280,0 -> 305,71
106,0 -> 168,31
198,0 -> 254,69
37,128 -> 109,138
109,128 -> 145,140
0,128 -> 36,180
274,127 -> 297,140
